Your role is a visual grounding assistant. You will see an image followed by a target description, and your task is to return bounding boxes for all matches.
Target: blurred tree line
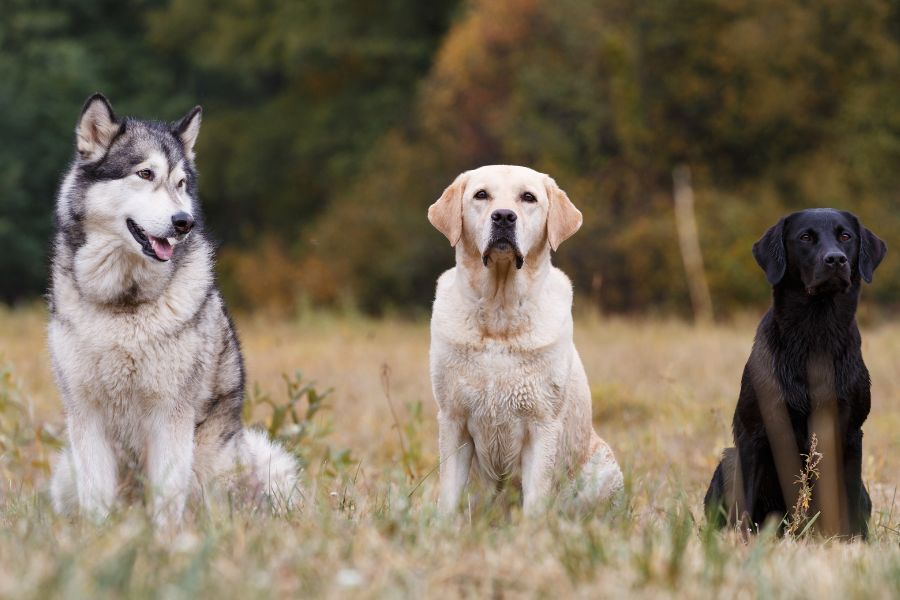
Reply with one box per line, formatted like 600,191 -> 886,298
2,0 -> 900,316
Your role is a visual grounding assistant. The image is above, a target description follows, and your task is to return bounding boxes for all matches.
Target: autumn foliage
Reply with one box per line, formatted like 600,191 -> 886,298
3,0 -> 900,315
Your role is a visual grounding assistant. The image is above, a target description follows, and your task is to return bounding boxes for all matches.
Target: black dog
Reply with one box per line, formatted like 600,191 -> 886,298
705,209 -> 886,538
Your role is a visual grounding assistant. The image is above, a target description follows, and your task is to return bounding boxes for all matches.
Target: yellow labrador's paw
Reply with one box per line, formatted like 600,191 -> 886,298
561,443 -> 624,514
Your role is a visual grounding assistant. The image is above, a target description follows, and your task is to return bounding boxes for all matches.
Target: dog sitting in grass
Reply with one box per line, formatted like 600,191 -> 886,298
705,209 -> 886,538
48,94 -> 298,526
428,165 -> 623,516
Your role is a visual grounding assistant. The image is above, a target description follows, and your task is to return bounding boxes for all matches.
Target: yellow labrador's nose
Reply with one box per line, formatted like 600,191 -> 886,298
491,209 -> 516,226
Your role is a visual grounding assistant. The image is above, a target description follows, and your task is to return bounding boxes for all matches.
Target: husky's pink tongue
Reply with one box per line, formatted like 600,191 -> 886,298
149,236 -> 173,261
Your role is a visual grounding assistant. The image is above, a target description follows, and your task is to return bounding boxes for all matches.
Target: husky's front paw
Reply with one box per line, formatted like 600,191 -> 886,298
49,449 -> 78,516
65,416 -> 119,521
147,419 -> 194,528
152,495 -> 187,531
76,480 -> 116,522
51,448 -> 115,521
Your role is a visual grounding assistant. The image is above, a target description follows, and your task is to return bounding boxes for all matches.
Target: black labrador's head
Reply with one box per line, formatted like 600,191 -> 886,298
753,209 -> 887,295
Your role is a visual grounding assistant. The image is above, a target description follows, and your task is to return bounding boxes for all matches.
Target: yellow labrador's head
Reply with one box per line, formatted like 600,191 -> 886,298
428,165 -> 582,269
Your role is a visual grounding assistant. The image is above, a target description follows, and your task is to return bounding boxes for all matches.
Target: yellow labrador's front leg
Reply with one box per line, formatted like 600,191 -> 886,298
521,421 -> 560,516
437,411 -> 474,515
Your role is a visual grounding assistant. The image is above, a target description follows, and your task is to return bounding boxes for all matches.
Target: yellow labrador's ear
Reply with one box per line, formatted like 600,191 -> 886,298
428,172 -> 468,247
545,176 -> 582,251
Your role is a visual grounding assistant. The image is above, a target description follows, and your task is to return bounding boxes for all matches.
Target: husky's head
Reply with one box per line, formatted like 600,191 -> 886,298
72,93 -> 202,262
55,94 -> 209,305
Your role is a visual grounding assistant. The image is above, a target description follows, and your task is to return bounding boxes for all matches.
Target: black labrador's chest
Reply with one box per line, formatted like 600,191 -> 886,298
776,349 -> 869,446
738,323 -> 870,447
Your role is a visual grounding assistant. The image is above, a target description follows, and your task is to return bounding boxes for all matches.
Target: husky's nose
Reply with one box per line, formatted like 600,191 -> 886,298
172,212 -> 195,235
491,209 -> 517,227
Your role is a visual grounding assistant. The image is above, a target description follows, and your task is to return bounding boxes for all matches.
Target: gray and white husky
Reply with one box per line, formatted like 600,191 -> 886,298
48,94 -> 298,526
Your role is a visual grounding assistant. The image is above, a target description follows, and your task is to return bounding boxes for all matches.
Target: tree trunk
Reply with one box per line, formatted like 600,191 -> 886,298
672,165 -> 713,324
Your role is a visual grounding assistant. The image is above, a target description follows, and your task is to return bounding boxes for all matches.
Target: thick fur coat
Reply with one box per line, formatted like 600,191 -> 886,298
48,95 -> 297,526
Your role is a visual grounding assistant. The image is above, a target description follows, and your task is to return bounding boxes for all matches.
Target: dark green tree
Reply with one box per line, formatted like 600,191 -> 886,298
0,0 -> 194,303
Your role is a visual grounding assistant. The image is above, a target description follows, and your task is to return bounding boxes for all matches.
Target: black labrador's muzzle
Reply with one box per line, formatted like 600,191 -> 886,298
806,254 -> 852,295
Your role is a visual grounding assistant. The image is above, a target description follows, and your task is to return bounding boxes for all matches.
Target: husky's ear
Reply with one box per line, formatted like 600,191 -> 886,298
76,93 -> 119,162
172,106 -> 202,160
843,212 -> 887,283
428,171 -> 468,247
545,176 -> 582,251
752,217 -> 787,285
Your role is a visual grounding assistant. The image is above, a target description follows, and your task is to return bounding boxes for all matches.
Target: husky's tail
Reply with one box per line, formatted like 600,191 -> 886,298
238,428 -> 301,511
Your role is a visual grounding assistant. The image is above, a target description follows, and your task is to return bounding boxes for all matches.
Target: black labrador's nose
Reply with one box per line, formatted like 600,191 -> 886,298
824,251 -> 848,267
491,209 -> 517,226
172,212 -> 195,235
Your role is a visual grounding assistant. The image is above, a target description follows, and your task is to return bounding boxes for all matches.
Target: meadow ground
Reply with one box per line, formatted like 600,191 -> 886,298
0,305 -> 898,598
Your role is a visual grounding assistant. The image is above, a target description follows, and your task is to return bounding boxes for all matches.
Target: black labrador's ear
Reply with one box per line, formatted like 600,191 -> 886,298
860,228 -> 887,283
752,217 -> 787,285
844,212 -> 887,283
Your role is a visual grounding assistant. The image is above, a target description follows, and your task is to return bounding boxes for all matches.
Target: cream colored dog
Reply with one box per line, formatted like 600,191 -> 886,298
428,164 -> 623,516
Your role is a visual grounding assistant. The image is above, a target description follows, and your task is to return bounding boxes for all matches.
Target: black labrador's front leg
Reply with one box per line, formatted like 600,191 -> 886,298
739,437 -> 788,532
843,428 -> 870,539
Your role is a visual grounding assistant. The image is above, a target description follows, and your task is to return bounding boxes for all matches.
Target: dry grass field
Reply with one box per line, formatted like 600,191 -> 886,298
0,305 -> 898,598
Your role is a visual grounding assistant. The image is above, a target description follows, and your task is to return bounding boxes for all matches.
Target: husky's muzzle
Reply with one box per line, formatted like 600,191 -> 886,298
482,209 -> 524,269
126,218 -> 189,262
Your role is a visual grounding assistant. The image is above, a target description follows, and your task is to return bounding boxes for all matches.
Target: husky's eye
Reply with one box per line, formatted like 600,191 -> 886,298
474,190 -> 488,200
136,169 -> 154,181
177,179 -> 186,189
522,192 -> 537,203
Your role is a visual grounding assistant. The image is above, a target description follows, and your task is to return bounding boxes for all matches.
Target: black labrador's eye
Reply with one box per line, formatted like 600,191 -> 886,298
474,190 -> 488,200
799,232 -> 813,242
522,192 -> 537,203
839,232 -> 852,242
177,178 -> 186,189
136,169 -> 154,181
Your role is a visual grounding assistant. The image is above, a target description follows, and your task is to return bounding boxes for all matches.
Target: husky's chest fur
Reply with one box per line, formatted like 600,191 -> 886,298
60,310 -> 205,393
49,237 -> 226,451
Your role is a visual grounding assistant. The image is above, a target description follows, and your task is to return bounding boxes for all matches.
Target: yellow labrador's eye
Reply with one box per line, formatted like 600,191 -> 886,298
136,169 -> 154,181
839,232 -> 852,242
177,179 -> 186,189
522,192 -> 537,203
799,232 -> 812,242
474,190 -> 488,200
